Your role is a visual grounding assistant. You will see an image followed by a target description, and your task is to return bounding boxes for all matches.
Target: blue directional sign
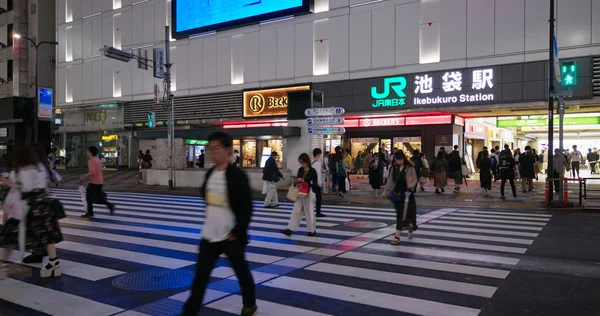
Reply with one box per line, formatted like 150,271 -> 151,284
307,127 -> 346,135
306,117 -> 344,126
305,107 -> 345,117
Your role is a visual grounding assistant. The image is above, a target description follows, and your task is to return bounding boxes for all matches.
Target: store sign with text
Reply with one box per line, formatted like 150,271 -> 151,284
243,86 -> 310,118
360,117 -> 405,127
497,116 -> 600,128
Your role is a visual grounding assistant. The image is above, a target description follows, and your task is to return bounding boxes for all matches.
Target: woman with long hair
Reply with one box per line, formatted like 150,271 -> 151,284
0,145 -> 63,278
432,151 -> 448,194
385,151 -> 418,245
281,153 -> 318,237
478,150 -> 493,194
499,149 -> 517,199
368,153 -> 382,196
450,151 -> 463,193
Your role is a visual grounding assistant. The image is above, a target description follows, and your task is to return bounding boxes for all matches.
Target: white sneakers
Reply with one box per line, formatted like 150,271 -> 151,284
40,259 -> 61,278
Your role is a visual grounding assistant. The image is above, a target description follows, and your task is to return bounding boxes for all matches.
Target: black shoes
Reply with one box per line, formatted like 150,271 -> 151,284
23,254 -> 44,264
280,229 -> 292,236
316,213 -> 327,218
81,213 -> 94,219
108,204 -> 116,215
241,305 -> 258,316
307,232 -> 317,237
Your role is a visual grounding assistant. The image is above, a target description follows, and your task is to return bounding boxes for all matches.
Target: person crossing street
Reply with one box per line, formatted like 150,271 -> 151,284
80,146 -> 115,218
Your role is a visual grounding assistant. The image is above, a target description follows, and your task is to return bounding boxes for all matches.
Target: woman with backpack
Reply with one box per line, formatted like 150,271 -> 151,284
385,151 -> 418,245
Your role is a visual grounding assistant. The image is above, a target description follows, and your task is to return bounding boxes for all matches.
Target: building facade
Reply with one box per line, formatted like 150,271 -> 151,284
0,0 -> 56,152
55,0 -> 600,173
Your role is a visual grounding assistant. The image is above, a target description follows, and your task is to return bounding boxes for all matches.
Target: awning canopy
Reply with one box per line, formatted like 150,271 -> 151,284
135,127 -> 301,140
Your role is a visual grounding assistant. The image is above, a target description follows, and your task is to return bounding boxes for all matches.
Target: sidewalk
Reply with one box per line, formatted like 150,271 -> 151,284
55,169 -> 558,209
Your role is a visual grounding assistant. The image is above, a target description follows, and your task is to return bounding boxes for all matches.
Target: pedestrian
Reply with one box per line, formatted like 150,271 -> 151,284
490,148 -> 499,182
281,153 -> 318,237
344,148 -> 353,190
410,150 -> 423,192
0,145 -> 63,278
137,150 -> 144,170
232,149 -> 241,167
449,151 -> 463,193
477,150 -> 493,194
570,145 -> 582,178
197,149 -> 205,168
418,153 -> 430,192
80,146 -> 115,218
368,153 -> 382,196
183,132 -> 257,316
499,149 -> 517,199
386,151 -> 418,245
355,151 -> 365,179
328,148 -> 340,195
532,149 -> 541,180
142,149 -> 153,169
432,151 -> 447,194
335,148 -> 347,198
552,148 -> 569,194
262,151 -> 283,208
47,148 -> 62,187
587,148 -> 597,175
311,148 -> 326,218
323,151 -> 330,194
513,148 -> 521,180
520,146 -> 536,193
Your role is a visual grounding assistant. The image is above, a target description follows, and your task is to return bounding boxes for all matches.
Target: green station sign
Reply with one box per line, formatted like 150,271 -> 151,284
186,139 -> 208,145
371,76 -> 408,108
497,116 -> 600,128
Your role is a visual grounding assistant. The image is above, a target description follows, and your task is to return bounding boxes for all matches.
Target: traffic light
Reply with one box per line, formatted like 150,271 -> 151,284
147,111 -> 155,128
561,61 -> 577,87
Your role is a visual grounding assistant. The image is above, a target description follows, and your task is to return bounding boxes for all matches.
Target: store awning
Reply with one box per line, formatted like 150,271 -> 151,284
135,127 -> 301,140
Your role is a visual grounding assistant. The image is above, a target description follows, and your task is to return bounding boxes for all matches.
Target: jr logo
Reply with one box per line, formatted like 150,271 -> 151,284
371,76 -> 408,108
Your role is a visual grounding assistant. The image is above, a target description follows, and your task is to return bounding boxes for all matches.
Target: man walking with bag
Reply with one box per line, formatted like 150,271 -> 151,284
183,132 -> 257,316
262,151 -> 283,208
80,146 -> 115,218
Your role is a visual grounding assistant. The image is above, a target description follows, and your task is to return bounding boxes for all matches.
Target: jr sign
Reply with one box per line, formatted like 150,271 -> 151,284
371,76 -> 407,108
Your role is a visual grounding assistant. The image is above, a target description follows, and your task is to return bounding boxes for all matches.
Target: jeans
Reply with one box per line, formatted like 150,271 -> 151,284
183,239 -> 256,315
86,183 -> 112,215
571,162 -> 580,178
331,174 -> 338,193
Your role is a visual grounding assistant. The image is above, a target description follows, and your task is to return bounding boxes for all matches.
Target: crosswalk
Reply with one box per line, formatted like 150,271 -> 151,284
0,188 -> 553,316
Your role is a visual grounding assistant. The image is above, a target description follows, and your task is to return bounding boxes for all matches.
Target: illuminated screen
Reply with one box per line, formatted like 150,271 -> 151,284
173,0 -> 312,38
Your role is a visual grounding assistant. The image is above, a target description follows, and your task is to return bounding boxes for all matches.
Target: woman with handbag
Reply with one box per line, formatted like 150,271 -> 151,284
384,151 -> 418,245
0,145 -> 63,279
281,153 -> 318,237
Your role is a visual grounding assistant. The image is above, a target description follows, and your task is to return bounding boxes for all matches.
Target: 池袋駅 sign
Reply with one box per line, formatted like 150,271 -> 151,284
243,86 -> 310,118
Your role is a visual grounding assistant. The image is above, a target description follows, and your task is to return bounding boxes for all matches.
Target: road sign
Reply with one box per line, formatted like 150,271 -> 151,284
307,127 -> 346,135
306,117 -> 344,126
305,107 -> 345,117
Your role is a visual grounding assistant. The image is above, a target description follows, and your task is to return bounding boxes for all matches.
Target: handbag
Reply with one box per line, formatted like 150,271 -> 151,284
462,164 -> 469,176
287,185 -> 299,201
4,188 -> 24,221
387,191 -> 401,205
273,176 -> 280,183
421,167 -> 430,178
298,169 -> 310,196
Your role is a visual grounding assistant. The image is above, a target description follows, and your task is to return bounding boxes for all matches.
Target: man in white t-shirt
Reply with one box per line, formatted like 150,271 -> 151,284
312,148 -> 326,218
183,132 -> 257,316
570,145 -> 583,178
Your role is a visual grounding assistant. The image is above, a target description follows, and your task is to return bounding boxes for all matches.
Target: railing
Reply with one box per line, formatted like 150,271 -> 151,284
545,177 -> 585,207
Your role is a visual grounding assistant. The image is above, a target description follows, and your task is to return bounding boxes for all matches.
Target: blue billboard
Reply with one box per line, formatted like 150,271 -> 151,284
172,0 -> 313,39
38,87 -> 53,119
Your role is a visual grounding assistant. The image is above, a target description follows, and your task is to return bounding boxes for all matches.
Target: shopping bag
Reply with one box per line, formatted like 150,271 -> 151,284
4,188 -> 24,221
287,185 -> 299,202
345,177 -> 350,191
298,181 -> 310,196
262,181 -> 269,195
78,185 -> 87,209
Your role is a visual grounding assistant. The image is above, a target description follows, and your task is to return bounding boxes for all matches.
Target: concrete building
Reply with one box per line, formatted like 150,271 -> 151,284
55,0 -> 600,187
0,0 -> 56,152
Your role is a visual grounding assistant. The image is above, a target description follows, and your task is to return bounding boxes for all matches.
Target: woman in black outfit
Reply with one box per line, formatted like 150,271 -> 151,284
499,149 -> 517,199
449,151 -> 463,193
477,150 -> 493,194
385,151 -> 418,245
281,153 -> 318,237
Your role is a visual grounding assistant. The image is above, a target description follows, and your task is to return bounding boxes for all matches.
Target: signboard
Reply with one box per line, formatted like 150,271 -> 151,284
359,117 -> 404,127
394,137 -> 421,143
306,117 -> 344,126
186,139 -> 209,145
305,107 -> 345,117
243,86 -> 310,118
351,138 -> 379,143
371,76 -> 408,108
412,68 -> 496,106
465,122 -> 486,135
497,116 -> 600,128
153,48 -> 164,79
0,128 -> 7,137
173,0 -> 312,38
38,87 -> 53,119
307,127 -> 346,135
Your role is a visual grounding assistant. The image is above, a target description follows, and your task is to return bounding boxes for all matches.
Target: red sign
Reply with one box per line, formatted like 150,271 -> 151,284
359,117 -> 405,127
466,121 -> 486,135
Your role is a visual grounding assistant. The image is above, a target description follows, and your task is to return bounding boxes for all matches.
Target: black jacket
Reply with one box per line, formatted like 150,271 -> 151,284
519,153 -> 536,178
203,165 -> 253,244
262,157 -> 283,181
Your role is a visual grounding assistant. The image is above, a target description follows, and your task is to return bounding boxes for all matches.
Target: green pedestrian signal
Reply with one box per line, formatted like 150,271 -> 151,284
561,61 -> 577,87
147,111 -> 156,128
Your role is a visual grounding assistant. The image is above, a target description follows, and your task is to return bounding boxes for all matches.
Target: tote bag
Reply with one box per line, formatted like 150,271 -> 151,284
4,188 -> 24,221
287,185 -> 299,202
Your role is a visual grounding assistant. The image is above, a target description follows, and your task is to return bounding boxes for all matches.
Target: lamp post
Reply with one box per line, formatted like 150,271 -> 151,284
13,33 -> 58,144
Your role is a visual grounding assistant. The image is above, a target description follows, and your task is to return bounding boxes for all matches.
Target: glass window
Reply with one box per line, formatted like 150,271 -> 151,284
242,140 -> 256,168
324,136 -> 342,154
351,138 -> 380,158
267,139 -> 283,168
393,137 -> 422,159
6,24 -> 13,47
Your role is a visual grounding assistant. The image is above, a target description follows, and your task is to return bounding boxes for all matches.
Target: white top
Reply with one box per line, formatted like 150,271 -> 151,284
571,150 -> 583,163
312,159 -> 323,187
202,170 -> 236,243
422,158 -> 430,169
9,164 -> 49,193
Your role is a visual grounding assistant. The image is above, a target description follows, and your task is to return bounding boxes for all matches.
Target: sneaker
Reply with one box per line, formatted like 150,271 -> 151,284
307,232 -> 317,237
280,229 -> 292,236
40,259 -> 61,278
23,254 -> 44,264
80,213 -> 94,219
435,189 -> 440,194
241,305 -> 258,316
332,192 -> 338,196
316,213 -> 327,218
453,189 -> 460,193
441,188 -> 445,193
272,204 -> 280,208
264,205 -> 273,209
108,204 -> 116,215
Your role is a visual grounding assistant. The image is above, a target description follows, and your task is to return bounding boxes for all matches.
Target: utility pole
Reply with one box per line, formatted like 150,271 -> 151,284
547,0 -> 555,199
165,26 -> 175,190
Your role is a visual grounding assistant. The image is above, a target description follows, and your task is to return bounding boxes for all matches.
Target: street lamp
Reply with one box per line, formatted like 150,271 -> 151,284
13,33 -> 58,144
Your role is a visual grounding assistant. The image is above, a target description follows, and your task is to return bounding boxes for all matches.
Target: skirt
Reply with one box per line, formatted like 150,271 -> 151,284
433,171 -> 447,187
452,171 -> 464,185
0,190 -> 63,249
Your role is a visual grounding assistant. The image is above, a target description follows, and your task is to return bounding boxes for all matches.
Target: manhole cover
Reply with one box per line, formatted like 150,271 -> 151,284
112,269 -> 194,291
345,221 -> 388,228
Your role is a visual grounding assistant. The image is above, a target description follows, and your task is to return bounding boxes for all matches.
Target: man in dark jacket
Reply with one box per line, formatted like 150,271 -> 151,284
520,146 -> 536,193
262,151 -> 283,208
183,132 -> 257,316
